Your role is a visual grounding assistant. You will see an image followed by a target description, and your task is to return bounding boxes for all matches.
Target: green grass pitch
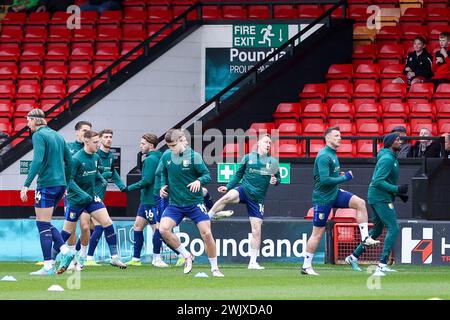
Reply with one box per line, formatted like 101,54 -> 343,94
0,262 -> 449,300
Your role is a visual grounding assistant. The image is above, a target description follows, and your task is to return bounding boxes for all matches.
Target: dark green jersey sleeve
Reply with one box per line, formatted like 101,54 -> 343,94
317,155 -> 347,186
226,155 -> 247,190
24,133 -> 45,188
371,157 -> 399,195
63,143 -> 73,185
193,152 -> 211,186
128,156 -> 158,192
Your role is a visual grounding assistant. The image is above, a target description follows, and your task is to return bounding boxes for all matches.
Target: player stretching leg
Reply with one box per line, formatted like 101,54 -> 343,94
208,134 -> 280,269
57,130 -> 126,273
345,133 -> 408,275
159,129 -> 224,277
302,127 -> 380,276
21,109 -> 73,275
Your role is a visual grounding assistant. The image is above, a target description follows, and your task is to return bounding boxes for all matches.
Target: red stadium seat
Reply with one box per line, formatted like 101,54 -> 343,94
325,64 -> 353,83
399,8 -> 427,24
0,83 -> 16,100
336,140 -> 355,157
0,101 -> 14,118
356,119 -> 383,135
0,65 -> 18,83
299,83 -> 327,105
437,119 -> 450,135
98,10 -> 122,27
247,5 -> 270,19
334,208 -> 358,222
274,5 -> 298,19
382,101 -> 410,120
433,83 -> 450,100
406,83 -> 434,103
308,140 -> 326,157
411,118 -> 437,136
352,82 -> 380,107
353,63 -> 380,83
302,103 -> 327,120
328,102 -> 355,120
328,120 -> 356,136
298,5 -> 324,19
409,102 -> 436,120
356,140 -> 381,157
355,102 -> 382,120
326,82 -> 353,104
377,44 -> 404,70
380,64 -> 405,87
380,83 -> 407,104
14,102 -> 38,117
278,122 -> 302,138
436,101 -> 450,119
16,83 -> 41,102
223,5 -> 247,20
201,6 -> 222,20
302,120 -> 326,136
277,143 -> 302,158
272,103 -> 301,126
375,26 -> 401,47
352,44 -> 377,67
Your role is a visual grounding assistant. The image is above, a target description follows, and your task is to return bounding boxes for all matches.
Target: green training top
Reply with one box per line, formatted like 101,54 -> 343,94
67,140 -> 84,157
160,147 -> 211,206
153,150 -> 167,197
128,150 -> 162,206
24,126 -> 72,189
94,148 -> 125,200
67,149 -> 107,209
312,145 -> 348,205
226,152 -> 281,203
368,148 -> 400,204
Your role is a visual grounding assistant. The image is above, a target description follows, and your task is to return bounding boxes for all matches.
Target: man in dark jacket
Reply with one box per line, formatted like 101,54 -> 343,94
393,36 -> 433,85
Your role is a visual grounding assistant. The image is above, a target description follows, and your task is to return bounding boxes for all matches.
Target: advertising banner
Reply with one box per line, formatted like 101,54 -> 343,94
396,221 -> 450,266
0,219 -> 323,264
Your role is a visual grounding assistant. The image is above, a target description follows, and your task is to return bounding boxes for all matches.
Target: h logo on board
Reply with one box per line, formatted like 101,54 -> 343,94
401,227 -> 433,264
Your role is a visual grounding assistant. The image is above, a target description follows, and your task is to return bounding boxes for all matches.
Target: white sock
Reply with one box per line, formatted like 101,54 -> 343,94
86,255 -> 94,261
176,245 -> 191,259
303,251 -> 314,269
44,260 -> 54,270
132,257 -> 140,262
68,245 -> 76,253
350,254 -> 358,261
153,254 -> 161,261
209,257 -> 218,270
111,254 -> 118,259
208,210 -> 216,219
80,245 -> 88,258
378,263 -> 387,268
359,222 -> 369,240
249,248 -> 259,264
59,244 -> 69,255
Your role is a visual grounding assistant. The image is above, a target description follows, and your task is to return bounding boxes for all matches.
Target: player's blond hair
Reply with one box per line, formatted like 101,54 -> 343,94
27,109 -> 47,126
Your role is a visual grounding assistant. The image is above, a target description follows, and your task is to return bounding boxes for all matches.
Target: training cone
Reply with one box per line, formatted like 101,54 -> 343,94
47,285 -> 64,292
1,276 -> 17,282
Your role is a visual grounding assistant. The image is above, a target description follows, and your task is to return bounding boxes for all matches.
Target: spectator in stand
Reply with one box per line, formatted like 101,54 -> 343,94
35,0 -> 74,13
390,126 -> 411,159
443,133 -> 450,158
409,128 -> 442,158
393,36 -> 433,85
79,0 -> 120,14
428,32 -> 450,89
7,0 -> 39,12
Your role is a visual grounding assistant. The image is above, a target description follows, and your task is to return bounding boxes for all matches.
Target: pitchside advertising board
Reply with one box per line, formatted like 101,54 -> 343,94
396,221 -> 450,266
205,23 -> 323,101
0,219 -> 324,264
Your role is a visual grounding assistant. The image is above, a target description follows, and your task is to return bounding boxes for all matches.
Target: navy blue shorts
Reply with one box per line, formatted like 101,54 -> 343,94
34,186 -> 66,209
236,186 -> 264,220
161,204 -> 210,226
137,204 -> 159,225
313,189 -> 354,227
65,198 -> 106,222
157,196 -> 169,216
